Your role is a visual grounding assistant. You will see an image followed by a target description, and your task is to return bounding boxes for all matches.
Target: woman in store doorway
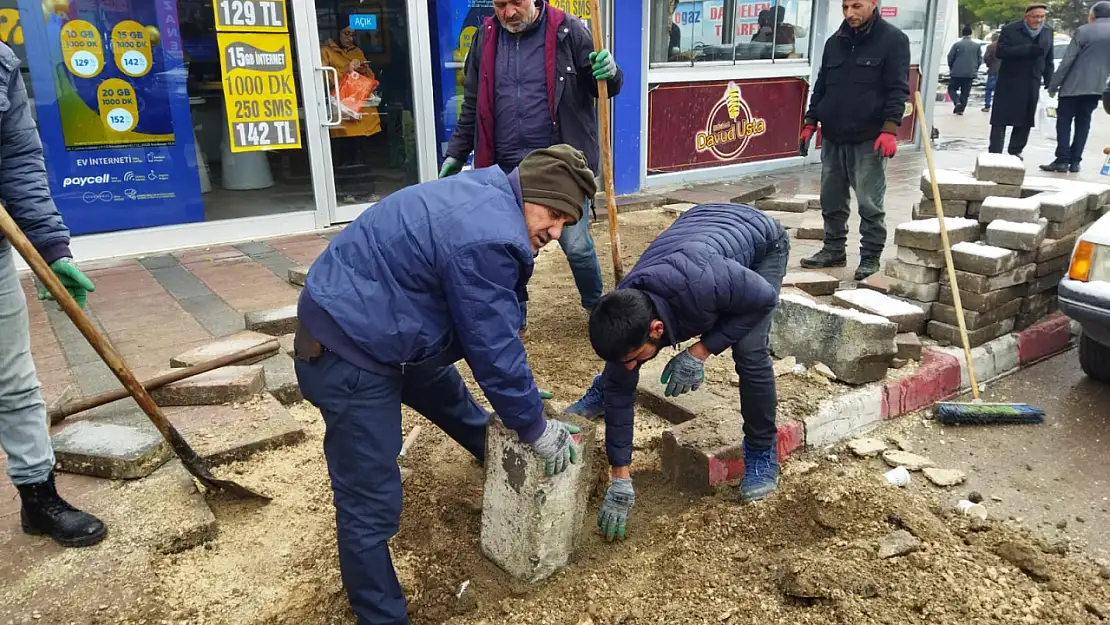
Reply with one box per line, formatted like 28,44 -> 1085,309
321,19 -> 383,202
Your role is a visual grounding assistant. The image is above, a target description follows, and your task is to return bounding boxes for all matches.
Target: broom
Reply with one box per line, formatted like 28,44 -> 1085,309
913,91 -> 1045,427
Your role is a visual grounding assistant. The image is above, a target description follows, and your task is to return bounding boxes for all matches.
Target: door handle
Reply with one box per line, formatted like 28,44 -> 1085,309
320,66 -> 341,127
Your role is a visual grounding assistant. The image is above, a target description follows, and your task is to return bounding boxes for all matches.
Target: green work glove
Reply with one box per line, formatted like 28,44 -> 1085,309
527,419 -> 581,476
538,389 -> 553,400
598,478 -> 635,541
37,259 -> 95,310
439,156 -> 462,178
589,49 -> 618,81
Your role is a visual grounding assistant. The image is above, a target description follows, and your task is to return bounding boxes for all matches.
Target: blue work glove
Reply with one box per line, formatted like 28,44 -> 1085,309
439,156 -> 462,178
660,349 -> 705,397
527,419 -> 581,476
37,259 -> 95,310
589,49 -> 618,81
598,478 -> 634,541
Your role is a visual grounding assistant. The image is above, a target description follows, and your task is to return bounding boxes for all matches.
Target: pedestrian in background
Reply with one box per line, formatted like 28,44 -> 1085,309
947,24 -> 982,115
989,4 -> 1054,158
982,32 -> 1001,112
1040,1 -> 1110,173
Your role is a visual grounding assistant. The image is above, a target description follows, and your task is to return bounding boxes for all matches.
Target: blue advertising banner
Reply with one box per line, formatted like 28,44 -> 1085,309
16,0 -> 203,235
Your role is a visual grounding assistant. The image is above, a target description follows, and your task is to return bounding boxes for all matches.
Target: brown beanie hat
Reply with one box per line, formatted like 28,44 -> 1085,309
518,145 -> 597,222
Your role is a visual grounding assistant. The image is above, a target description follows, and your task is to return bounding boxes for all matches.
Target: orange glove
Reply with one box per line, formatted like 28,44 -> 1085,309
874,132 -> 897,158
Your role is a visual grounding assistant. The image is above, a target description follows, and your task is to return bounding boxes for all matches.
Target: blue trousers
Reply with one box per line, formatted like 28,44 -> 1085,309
984,75 -> 997,109
295,352 -> 488,625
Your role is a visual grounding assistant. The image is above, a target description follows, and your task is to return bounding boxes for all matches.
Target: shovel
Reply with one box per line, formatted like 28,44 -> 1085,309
0,204 -> 269,501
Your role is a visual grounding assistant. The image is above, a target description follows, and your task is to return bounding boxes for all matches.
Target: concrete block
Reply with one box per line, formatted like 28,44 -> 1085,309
53,421 -> 171,480
941,263 -> 1035,294
480,414 -> 595,582
921,169 -> 1022,201
894,217 -> 980,251
1071,180 -> 1110,210
881,350 -> 961,418
261,352 -> 302,405
892,296 -> 934,318
755,196 -> 808,213
123,460 -> 218,554
967,201 -> 983,218
770,293 -> 898,385
150,365 -> 265,406
887,277 -> 940,303
950,242 -> 1021,276
636,358 -> 732,425
1037,190 -> 1089,223
1045,212 -> 1089,239
1016,314 -> 1072,363
895,333 -> 922,361
885,259 -> 940,284
804,386 -> 885,448
1036,232 -> 1080,263
661,419 -> 804,494
975,153 -> 1026,185
794,217 -> 825,240
1028,270 -> 1066,295
858,273 -> 891,294
278,333 -> 296,357
1021,291 -> 1058,314
170,331 -> 278,368
662,202 -> 696,217
728,182 -> 778,205
1021,175 -> 1069,196
984,219 -> 1047,251
164,395 -> 305,465
931,299 -> 1023,331
288,266 -> 308,287
913,198 -> 967,220
793,194 -> 822,210
939,283 -> 1026,312
928,318 -> 1015,348
244,304 -> 298,336
782,271 -> 840,296
1016,298 -> 1057,330
897,246 -> 946,269
978,196 -> 1041,224
831,289 -> 927,333
1036,254 -> 1071,278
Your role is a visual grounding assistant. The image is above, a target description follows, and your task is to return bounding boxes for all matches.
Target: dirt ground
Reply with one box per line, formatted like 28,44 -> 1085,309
9,210 -> 1110,624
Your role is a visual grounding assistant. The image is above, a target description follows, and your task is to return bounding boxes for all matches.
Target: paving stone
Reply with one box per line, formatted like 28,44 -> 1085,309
984,219 -> 1047,251
1045,211 -> 1089,239
1016,294 -> 1058,330
950,241 -> 1021,276
897,246 -> 947,268
662,202 -> 696,217
896,332 -> 922,361
288,266 -> 309,286
975,153 -> 1026,185
244,304 -> 298,337
924,467 -> 968,487
728,182 -> 778,205
892,296 -> 934,318
931,299 -> 1023,331
1021,175 -> 1069,196
793,193 -> 822,210
760,210 -> 808,229
782,271 -> 840,296
150,365 -> 265,406
928,318 -> 1016,348
1037,232 -> 1081,262
831,289 -> 927,333
887,277 -> 940,302
1036,254 -> 1071,278
769,293 -> 898,384
882,449 -> 935,470
921,168 -> 1022,201
170,331 -> 278,368
121,460 -> 218,554
164,394 -> 305,466
858,272 -> 891,294
755,196 -> 808,213
611,192 -> 667,213
939,284 -> 1027,312
794,217 -> 825,240
278,333 -> 295,357
913,198 -> 968,220
481,413 -> 596,582
1070,180 -> 1110,210
967,201 -> 983,218
52,421 -> 171,479
1028,270 -> 1066,295
637,357 -> 732,425
847,437 -> 887,457
885,259 -> 941,284
978,195 -> 1041,224
941,263 -> 1035,294
262,352 -> 302,405
894,217 -> 980,251
1037,190 -> 1089,223
1022,291 -> 1059,314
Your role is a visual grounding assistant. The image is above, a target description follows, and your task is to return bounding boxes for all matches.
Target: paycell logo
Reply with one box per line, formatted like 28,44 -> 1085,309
62,174 -> 110,188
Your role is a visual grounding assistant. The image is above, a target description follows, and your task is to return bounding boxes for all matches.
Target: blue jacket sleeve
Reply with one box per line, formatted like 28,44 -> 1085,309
442,242 -> 547,443
602,360 -> 639,467
0,50 -> 70,263
699,257 -> 778,355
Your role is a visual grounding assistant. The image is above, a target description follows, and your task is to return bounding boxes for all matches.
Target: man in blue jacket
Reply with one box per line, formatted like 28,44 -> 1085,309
294,145 -> 595,624
565,204 -> 789,541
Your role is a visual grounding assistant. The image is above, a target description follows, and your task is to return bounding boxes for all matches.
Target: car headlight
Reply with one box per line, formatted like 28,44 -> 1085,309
1069,240 -> 1110,282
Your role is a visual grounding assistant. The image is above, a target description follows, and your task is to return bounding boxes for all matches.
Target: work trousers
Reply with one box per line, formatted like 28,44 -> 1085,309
819,139 -> 889,258
1055,94 -> 1102,165
948,77 -> 973,113
295,352 -> 489,625
0,241 -> 54,487
989,125 -> 1031,156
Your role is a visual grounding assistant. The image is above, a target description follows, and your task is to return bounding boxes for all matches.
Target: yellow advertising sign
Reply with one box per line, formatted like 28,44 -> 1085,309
214,0 -> 289,32
111,20 -> 152,78
217,32 -> 301,152
97,78 -> 139,133
548,0 -> 591,20
60,19 -> 104,78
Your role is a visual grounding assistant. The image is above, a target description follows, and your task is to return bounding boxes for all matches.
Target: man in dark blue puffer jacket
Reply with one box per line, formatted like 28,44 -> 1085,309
293,145 -> 595,624
566,203 -> 789,541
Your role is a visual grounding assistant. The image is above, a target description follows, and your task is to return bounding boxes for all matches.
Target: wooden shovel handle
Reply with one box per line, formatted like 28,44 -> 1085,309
588,0 -> 624,282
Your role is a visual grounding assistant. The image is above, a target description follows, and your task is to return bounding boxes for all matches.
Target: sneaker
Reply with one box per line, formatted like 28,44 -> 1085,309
564,374 -> 605,421
18,472 -> 107,547
854,256 -> 882,281
1039,161 -> 1068,173
739,438 -> 780,503
1069,163 -> 1081,173
799,249 -> 847,269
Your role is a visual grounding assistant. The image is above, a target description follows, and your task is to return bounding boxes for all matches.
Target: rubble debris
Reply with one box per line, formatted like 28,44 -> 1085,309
922,467 -> 967,487
881,450 -> 935,471
877,530 -> 922,559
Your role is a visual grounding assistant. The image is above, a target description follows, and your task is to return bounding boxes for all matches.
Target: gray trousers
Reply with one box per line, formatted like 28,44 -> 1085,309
819,139 -> 889,257
0,241 -> 54,486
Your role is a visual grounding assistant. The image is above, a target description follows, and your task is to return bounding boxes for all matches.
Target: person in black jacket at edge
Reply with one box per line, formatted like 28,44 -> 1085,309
797,0 -> 910,281
990,4 -> 1054,159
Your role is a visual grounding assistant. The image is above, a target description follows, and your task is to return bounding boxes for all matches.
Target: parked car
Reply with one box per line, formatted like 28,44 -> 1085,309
1059,207 -> 1110,383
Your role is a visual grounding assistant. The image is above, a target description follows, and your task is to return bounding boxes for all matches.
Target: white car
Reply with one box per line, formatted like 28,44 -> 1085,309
1060,207 -> 1110,383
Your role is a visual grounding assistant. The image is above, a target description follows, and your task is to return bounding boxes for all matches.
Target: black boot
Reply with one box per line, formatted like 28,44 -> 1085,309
854,256 -> 882,281
800,248 -> 847,269
1039,161 -> 1068,173
17,472 -> 107,547
1069,162 -> 1081,173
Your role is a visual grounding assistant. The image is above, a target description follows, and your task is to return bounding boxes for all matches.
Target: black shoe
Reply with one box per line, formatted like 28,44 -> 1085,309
954,109 -> 964,116
1069,163 -> 1081,173
800,249 -> 847,269
1039,161 -> 1068,173
854,256 -> 882,281
1010,153 -> 1024,161
17,472 -> 107,547
981,107 -> 990,112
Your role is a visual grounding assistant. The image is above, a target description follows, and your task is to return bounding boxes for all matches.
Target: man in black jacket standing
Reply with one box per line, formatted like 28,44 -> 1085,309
798,0 -> 910,281
989,4 -> 1054,157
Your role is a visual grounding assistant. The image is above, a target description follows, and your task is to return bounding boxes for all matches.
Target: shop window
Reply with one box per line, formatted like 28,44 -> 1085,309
650,0 -> 812,67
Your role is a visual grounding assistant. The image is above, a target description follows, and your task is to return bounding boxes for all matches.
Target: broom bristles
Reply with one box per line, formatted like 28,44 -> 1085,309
934,402 -> 1045,425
